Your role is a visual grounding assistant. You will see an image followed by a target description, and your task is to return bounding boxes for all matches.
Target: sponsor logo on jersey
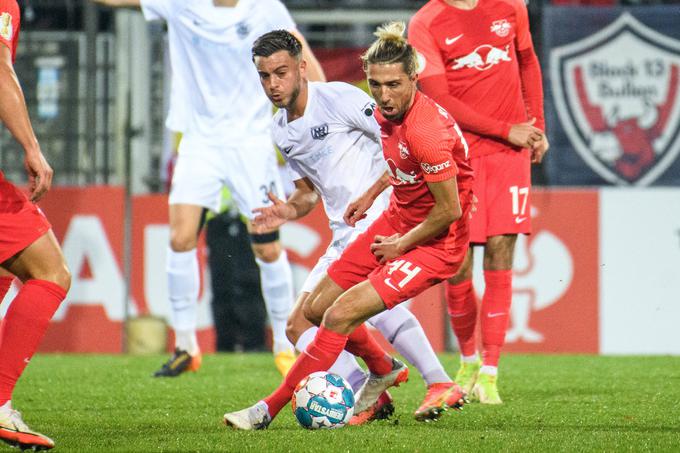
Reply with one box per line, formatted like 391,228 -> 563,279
398,141 -> 410,159
386,158 -> 420,185
490,19 -> 511,37
551,12 -> 680,185
0,12 -> 13,41
281,145 -> 293,155
445,34 -> 464,46
362,101 -> 376,117
310,123 -> 329,140
236,21 -> 250,39
421,161 -> 451,174
452,44 -> 511,71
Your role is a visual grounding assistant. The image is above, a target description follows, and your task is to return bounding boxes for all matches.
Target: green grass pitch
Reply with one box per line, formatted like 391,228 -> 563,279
11,354 -> 680,452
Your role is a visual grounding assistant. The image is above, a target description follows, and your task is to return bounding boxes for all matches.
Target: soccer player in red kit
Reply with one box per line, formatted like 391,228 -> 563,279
223,21 -> 473,430
409,0 -> 549,404
0,0 -> 71,450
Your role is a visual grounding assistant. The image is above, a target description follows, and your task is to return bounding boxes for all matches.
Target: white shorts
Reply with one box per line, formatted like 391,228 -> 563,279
300,190 -> 391,293
169,133 -> 284,218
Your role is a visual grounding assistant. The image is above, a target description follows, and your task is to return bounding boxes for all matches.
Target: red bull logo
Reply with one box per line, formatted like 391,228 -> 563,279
452,44 -> 511,71
551,12 -> 680,185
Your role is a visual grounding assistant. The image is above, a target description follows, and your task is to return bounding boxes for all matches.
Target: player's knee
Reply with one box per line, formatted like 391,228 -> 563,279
252,241 -> 281,263
170,230 -> 197,252
35,262 -> 71,292
322,303 -> 352,333
302,299 -> 323,326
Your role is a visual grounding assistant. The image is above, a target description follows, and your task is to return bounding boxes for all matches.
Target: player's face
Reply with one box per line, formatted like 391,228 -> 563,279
254,50 -> 305,110
366,63 -> 417,121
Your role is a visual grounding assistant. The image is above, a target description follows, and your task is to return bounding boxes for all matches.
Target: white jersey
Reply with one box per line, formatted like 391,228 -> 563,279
141,0 -> 295,140
272,82 -> 387,227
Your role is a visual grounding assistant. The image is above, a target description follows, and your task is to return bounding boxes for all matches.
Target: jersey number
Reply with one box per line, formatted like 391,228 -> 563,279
260,181 -> 277,204
387,259 -> 422,288
509,185 -> 529,216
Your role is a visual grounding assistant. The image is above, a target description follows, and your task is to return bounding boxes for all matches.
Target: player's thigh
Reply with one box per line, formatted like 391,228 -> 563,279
3,230 -> 70,290
484,149 -> 532,238
169,136 -> 225,214
168,203 -> 206,251
447,246 -> 474,284
323,280 -> 387,334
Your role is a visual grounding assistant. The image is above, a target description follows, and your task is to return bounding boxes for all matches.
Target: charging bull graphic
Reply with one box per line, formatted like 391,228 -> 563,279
551,12 -> 680,185
453,44 -> 511,71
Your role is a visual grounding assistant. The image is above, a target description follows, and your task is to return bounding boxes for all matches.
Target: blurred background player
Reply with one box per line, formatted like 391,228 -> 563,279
409,0 -> 549,404
92,0 -> 326,377
0,0 -> 71,449
249,29 -> 466,423
223,22 -> 472,430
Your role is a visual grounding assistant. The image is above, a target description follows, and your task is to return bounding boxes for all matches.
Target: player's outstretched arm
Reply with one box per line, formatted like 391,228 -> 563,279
370,178 -> 460,264
89,0 -> 141,8
290,29 -> 326,82
343,171 -> 390,227
251,177 -> 318,234
0,45 -> 52,201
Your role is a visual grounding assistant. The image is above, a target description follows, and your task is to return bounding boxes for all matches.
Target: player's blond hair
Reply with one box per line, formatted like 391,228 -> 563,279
361,22 -> 418,77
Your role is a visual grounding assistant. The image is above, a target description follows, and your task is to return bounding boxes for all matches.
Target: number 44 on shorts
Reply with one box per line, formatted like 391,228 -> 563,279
384,259 -> 422,291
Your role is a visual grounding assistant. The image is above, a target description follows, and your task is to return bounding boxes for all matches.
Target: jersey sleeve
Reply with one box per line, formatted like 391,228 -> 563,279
140,0 -> 176,22
0,0 -> 20,60
408,13 -> 446,79
266,0 -> 296,31
408,111 -> 459,183
285,161 -> 304,182
332,84 -> 382,144
512,0 -> 533,51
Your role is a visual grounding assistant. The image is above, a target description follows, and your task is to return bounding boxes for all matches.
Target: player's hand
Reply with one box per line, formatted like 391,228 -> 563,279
24,148 -> 53,202
343,195 -> 373,227
251,192 -> 295,234
370,233 -> 403,264
507,117 -> 544,149
531,133 -> 550,164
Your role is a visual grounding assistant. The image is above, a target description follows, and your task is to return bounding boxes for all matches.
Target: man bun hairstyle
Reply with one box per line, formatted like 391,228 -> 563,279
361,21 -> 418,77
252,30 -> 302,61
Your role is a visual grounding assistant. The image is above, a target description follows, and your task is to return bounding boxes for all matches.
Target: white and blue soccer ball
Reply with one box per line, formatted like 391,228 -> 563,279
292,371 -> 355,429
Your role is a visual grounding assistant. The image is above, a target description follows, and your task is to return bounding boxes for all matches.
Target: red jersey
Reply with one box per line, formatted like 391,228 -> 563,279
0,0 -> 19,62
377,91 -> 473,250
409,0 -> 535,157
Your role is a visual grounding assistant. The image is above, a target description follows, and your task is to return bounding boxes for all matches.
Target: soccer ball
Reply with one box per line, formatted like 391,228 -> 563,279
291,371 -> 355,429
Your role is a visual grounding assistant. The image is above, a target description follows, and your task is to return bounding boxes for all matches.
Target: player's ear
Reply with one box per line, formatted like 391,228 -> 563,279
299,57 -> 307,76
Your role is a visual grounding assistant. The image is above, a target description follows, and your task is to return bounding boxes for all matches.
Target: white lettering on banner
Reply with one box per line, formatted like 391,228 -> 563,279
472,224 -> 573,343
143,225 -> 213,328
54,215 -> 126,321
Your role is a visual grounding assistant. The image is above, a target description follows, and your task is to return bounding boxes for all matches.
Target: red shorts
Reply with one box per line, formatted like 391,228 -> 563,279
327,213 -> 467,309
0,175 -> 51,264
469,148 -> 531,243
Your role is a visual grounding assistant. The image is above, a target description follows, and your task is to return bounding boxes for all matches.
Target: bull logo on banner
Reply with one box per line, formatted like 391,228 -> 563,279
551,12 -> 680,185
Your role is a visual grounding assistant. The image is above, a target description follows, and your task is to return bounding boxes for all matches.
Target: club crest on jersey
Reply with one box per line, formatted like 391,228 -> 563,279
452,44 -> 511,71
490,19 -> 511,37
310,123 -> 329,140
551,12 -> 680,185
398,141 -> 410,159
0,12 -> 13,41
236,21 -> 250,39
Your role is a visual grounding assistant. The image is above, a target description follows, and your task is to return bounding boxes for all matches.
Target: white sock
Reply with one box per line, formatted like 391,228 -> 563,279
167,247 -> 200,355
461,353 -> 480,363
256,251 -> 295,353
296,327 -> 367,393
0,401 -> 11,413
480,365 -> 498,376
368,305 -> 451,386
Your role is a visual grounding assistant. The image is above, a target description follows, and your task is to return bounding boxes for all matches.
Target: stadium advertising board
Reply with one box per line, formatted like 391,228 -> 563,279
545,7 -> 680,186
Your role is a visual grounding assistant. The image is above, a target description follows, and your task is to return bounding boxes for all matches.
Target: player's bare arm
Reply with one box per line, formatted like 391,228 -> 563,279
251,177 -> 318,233
370,177 -> 461,264
0,45 -> 52,201
89,0 -> 140,8
343,171 -> 390,227
290,29 -> 326,82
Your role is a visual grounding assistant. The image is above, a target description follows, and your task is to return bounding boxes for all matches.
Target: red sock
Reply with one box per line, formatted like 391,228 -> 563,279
480,270 -> 512,367
263,325 -> 347,418
446,280 -> 478,357
0,276 -> 15,307
344,323 -> 392,376
0,280 -> 66,404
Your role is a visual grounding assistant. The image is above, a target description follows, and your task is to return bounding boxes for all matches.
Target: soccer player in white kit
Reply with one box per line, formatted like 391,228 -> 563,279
92,0 -> 326,377
248,30 -> 465,423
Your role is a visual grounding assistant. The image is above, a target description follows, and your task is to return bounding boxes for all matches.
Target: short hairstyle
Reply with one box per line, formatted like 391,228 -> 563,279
252,30 -> 302,61
361,21 -> 418,77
